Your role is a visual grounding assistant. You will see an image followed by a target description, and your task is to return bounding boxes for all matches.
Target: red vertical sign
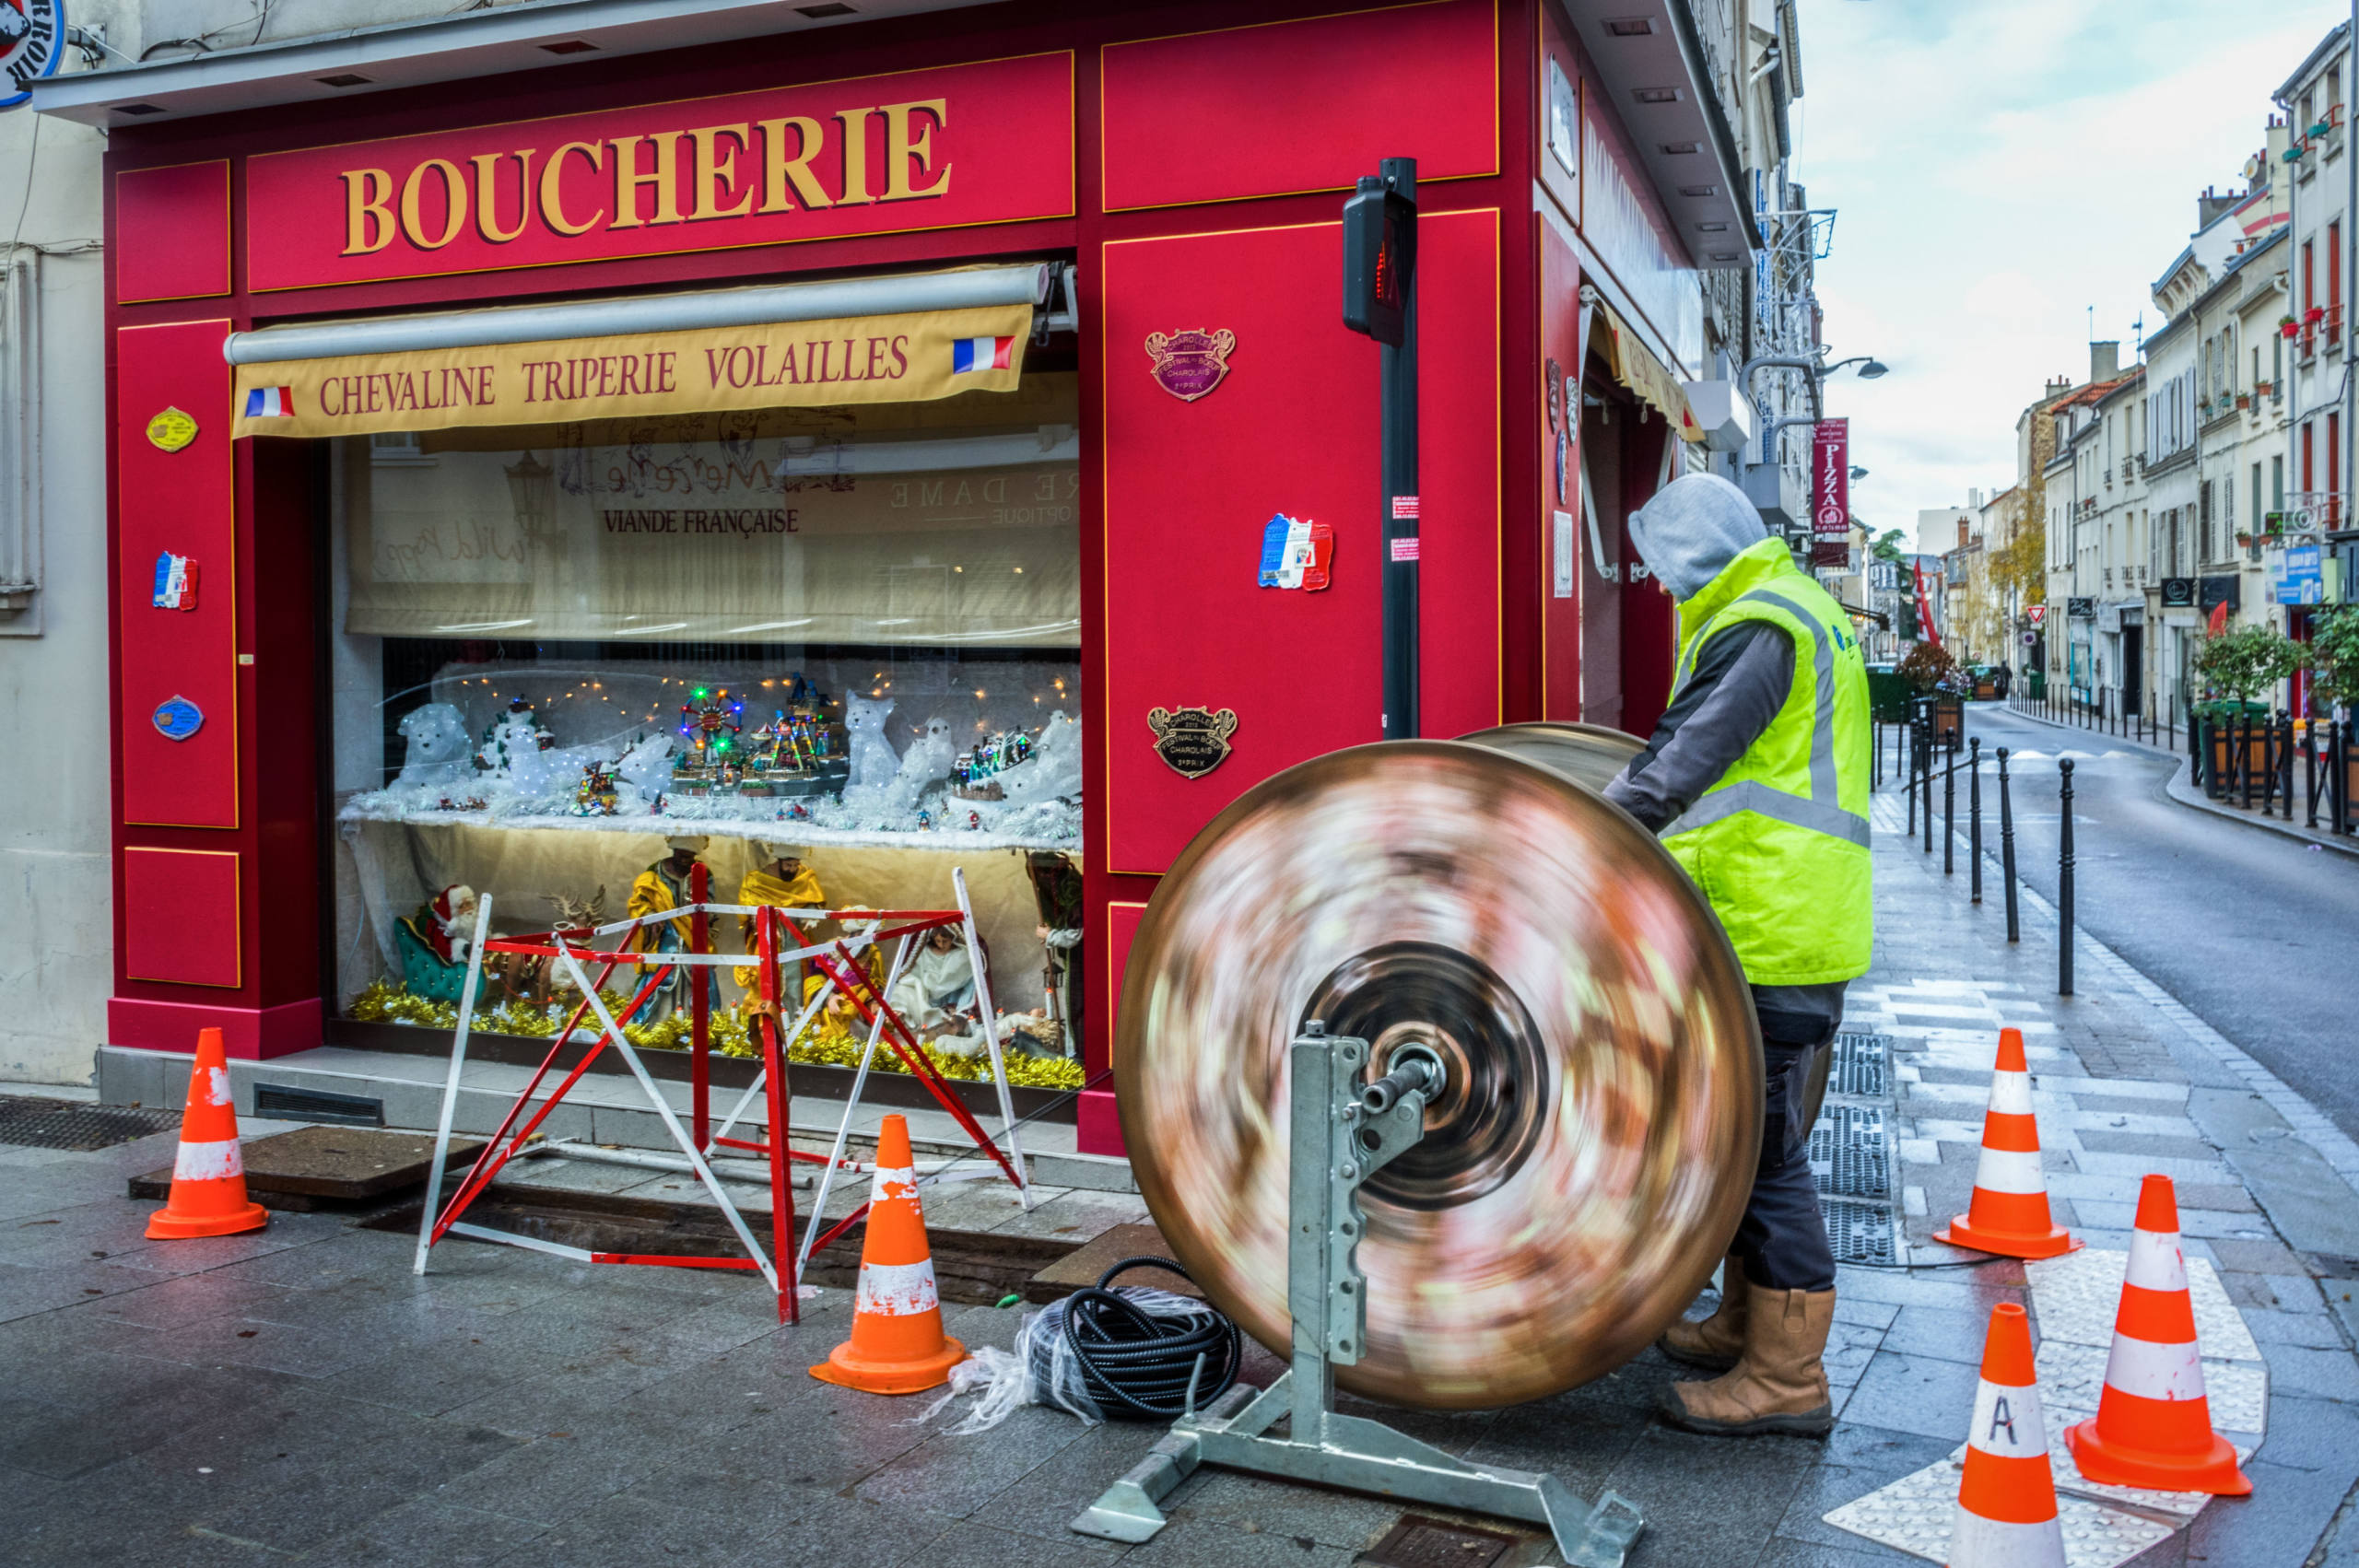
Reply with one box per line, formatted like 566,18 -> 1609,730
1812,418 -> 1849,568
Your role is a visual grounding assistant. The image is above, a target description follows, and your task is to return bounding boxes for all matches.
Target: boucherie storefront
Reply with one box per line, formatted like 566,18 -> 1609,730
90,0 -> 1721,1156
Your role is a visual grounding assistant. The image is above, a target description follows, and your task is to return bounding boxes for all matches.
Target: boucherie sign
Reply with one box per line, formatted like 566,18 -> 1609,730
243,53 -> 1073,292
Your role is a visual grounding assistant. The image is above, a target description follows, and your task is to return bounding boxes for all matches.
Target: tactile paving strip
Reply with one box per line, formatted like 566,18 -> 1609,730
1825,1459 -> 2177,1566
2033,1338 -> 2268,1437
2025,1248 -> 2264,1363
1811,1105 -> 1893,1200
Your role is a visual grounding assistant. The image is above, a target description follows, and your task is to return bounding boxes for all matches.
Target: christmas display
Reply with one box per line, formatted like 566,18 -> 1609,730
343,662 -> 1083,850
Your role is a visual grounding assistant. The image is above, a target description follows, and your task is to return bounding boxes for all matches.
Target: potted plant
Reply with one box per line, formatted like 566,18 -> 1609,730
2283,317 -> 2302,339
1896,641 -> 1966,739
2308,305 -> 2328,324
2193,623 -> 2307,797
2308,605 -> 2359,803
2237,392 -> 2253,409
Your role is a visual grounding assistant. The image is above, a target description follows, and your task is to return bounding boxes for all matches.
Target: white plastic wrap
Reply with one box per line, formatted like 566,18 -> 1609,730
921,1287 -> 1225,1434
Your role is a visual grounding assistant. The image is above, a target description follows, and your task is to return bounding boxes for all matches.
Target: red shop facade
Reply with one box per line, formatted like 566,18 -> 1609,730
90,0 -> 1719,1156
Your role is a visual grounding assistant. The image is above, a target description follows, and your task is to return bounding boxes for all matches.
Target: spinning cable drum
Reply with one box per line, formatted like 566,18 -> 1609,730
1118,726 -> 1765,1411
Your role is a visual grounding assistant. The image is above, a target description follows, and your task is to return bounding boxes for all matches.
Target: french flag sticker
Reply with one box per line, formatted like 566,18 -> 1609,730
243,385 -> 295,417
950,336 -> 1015,374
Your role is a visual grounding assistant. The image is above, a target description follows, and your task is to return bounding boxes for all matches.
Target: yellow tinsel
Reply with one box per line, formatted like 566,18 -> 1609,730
346,980 -> 1084,1090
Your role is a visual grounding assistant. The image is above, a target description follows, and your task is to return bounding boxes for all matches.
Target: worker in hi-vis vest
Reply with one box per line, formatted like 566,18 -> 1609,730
1602,472 -> 1872,1440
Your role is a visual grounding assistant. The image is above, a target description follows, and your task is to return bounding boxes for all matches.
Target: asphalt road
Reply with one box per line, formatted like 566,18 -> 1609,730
1885,702 -> 2359,1142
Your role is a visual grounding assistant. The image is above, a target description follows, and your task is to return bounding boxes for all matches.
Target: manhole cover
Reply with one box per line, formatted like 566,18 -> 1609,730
1831,1030 -> 1889,1098
1810,1105 -> 1891,1200
0,1096 -> 180,1152
1359,1515 -> 1520,1568
1824,1198 -> 1896,1265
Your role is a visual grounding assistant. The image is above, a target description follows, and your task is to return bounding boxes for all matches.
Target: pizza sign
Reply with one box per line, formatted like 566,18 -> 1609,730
1,0 -> 62,112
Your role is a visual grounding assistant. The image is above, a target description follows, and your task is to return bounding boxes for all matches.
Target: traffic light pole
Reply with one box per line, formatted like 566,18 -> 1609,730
1379,157 -> 1419,740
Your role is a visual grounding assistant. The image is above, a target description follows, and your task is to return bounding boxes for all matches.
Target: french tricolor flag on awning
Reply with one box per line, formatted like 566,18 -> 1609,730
950,336 -> 1015,374
243,385 -> 295,417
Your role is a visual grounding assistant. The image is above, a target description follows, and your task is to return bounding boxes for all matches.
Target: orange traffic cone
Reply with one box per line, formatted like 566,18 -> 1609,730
1934,1028 -> 2081,1259
810,1114 -> 966,1395
1950,1302 -> 2066,1568
145,1028 -> 268,1240
2063,1176 -> 2251,1495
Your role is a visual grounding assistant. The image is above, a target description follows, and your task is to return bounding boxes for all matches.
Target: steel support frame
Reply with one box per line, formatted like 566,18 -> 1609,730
1070,1028 -> 1644,1568
412,893 -> 1030,1324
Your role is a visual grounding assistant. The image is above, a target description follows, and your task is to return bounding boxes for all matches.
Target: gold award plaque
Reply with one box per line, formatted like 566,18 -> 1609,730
146,407 -> 199,452
1147,707 -> 1238,778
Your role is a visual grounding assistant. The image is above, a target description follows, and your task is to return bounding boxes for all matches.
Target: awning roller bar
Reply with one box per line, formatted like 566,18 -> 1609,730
222,263 -> 1051,367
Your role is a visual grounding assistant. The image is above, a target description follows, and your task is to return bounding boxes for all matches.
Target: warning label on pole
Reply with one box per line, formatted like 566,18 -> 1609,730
1391,496 -> 1420,519
1389,537 -> 1421,562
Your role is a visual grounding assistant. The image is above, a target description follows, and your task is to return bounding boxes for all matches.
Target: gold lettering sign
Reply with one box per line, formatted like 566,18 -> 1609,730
229,298 -> 1031,439
335,99 -> 953,259
145,406 -> 199,452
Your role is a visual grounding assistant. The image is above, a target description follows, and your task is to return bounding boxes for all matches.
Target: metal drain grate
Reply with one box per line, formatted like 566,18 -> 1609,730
1823,1198 -> 1897,1265
1810,1104 -> 1892,1200
1358,1515 -> 1519,1568
1830,1029 -> 1890,1099
0,1096 -> 181,1152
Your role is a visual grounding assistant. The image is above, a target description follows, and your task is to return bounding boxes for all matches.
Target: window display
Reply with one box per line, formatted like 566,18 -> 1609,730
328,373 -> 1084,1078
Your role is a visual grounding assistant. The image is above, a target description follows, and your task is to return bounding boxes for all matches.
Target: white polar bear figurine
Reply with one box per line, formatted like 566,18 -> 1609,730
842,695 -> 901,792
393,703 -> 475,790
895,717 -> 957,798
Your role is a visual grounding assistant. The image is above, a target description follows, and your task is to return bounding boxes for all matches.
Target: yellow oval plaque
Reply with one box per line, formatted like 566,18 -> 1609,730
146,406 -> 199,452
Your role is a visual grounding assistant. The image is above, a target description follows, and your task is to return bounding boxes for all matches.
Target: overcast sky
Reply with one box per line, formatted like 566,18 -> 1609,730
1799,0 -> 2350,552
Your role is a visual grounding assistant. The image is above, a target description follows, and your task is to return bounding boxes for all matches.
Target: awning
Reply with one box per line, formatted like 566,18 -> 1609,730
229,264 -> 1046,439
1593,301 -> 1703,442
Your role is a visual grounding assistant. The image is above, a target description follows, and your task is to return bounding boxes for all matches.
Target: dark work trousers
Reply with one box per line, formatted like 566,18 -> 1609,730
1735,1037 -> 1839,1293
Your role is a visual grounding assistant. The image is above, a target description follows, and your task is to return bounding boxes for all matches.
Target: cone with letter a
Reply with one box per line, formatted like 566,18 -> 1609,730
145,1028 -> 268,1240
2063,1175 -> 2252,1495
1935,1028 -> 2081,1259
810,1114 -> 966,1394
1949,1302 -> 2066,1568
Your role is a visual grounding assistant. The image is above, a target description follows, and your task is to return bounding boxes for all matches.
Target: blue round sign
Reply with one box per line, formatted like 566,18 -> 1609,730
151,695 -> 204,742
0,1 -> 65,113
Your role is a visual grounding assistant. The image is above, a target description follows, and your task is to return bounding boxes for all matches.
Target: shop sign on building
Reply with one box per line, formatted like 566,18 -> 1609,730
1811,418 -> 1848,568
2275,544 -> 2324,605
243,53 -> 1075,292
2066,595 -> 2095,618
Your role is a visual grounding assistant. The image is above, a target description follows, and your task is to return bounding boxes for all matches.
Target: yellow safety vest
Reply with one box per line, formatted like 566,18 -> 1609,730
1662,538 -> 1873,986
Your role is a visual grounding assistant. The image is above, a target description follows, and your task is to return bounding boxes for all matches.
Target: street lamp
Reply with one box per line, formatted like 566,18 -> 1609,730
1849,465 -> 1870,481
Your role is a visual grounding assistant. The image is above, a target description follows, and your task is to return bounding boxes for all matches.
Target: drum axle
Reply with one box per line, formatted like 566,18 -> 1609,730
1071,1024 -> 1647,1567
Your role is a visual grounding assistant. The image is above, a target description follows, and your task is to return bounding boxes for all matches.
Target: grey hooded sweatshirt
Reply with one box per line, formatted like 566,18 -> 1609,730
1602,473 -> 1846,1046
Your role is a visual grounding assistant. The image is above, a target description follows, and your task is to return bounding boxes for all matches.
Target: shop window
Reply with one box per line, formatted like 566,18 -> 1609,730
326,377 -> 1086,1075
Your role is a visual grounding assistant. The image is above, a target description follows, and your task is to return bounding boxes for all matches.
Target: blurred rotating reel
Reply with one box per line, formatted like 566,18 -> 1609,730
1117,730 -> 1762,1410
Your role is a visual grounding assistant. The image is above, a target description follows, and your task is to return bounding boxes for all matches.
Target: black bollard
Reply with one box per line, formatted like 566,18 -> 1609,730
1906,717 -> 1918,834
1923,714 -> 1936,853
1943,732 -> 1957,875
2281,714 -> 2295,815
1969,735 -> 1984,904
1998,747 -> 2020,943
2058,757 -> 2076,998
2308,720 -> 2321,829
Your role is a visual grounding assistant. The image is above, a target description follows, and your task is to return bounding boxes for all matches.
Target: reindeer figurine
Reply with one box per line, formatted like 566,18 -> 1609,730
503,886 -> 608,1006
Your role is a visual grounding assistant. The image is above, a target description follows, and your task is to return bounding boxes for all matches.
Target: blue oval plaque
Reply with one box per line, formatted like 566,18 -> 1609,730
152,696 -> 205,742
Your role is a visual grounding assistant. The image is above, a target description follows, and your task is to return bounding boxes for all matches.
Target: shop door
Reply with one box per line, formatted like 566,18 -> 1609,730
1101,213 -> 1502,873
2121,626 -> 2142,717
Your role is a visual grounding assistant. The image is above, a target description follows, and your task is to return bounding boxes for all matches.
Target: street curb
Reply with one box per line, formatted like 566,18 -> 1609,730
1872,793 -> 2359,1203
1990,702 -> 2359,861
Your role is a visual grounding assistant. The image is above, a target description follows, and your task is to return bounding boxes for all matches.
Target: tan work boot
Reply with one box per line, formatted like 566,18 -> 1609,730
1656,1252 -> 1747,1372
1658,1282 -> 1836,1437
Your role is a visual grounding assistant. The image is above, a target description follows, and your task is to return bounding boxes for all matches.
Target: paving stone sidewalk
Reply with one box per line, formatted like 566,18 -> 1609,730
6,791 -> 2359,1564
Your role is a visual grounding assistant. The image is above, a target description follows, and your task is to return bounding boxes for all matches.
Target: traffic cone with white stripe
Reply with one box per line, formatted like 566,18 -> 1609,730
1934,1028 -> 2081,1259
145,1028 -> 268,1240
2063,1175 -> 2252,1495
1949,1302 -> 2066,1568
810,1113 -> 966,1394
